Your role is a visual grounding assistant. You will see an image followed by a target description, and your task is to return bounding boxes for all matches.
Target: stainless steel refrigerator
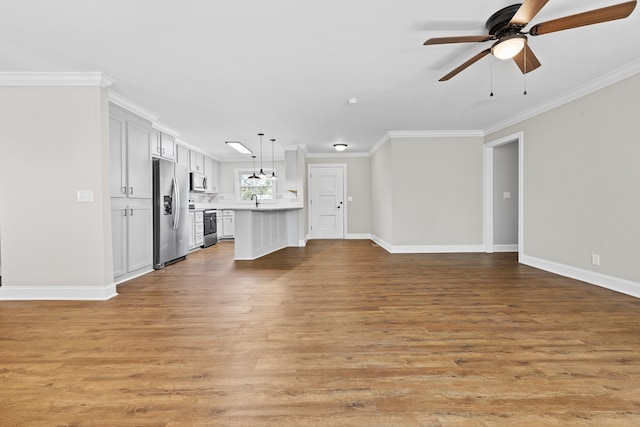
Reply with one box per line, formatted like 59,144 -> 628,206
153,158 -> 190,269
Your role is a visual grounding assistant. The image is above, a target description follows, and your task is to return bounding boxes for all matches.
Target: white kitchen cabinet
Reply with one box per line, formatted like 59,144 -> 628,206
110,104 -> 154,281
176,144 -> 190,169
216,212 -> 222,239
152,131 -> 176,161
109,107 -> 153,200
194,211 -> 204,247
222,210 -> 235,238
204,156 -> 219,193
112,203 -> 153,279
189,150 -> 204,173
188,211 -> 195,249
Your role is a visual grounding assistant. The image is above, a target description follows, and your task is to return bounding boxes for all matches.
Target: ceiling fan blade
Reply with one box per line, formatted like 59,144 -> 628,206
424,35 -> 492,45
439,49 -> 491,81
513,44 -> 542,74
529,0 -> 637,36
509,0 -> 549,26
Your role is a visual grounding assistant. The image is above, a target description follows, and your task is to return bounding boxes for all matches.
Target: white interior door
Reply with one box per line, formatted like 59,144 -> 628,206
309,165 -> 345,239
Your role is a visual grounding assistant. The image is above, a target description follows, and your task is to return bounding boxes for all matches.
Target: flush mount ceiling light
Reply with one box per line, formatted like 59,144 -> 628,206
333,144 -> 348,152
226,141 -> 252,154
347,98 -> 358,105
492,34 -> 526,59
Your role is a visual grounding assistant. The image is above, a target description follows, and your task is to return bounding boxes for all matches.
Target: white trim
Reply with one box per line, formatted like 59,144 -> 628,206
369,133 -> 391,156
521,254 -> 640,299
0,284 -> 118,301
493,244 -> 518,252
307,152 -> 369,158
114,268 -> 154,285
108,90 -> 159,122
483,132 -> 524,257
388,130 -> 484,138
152,122 -> 180,138
0,71 -> 115,87
485,59 -> 640,135
371,235 -> 483,254
346,233 -> 372,240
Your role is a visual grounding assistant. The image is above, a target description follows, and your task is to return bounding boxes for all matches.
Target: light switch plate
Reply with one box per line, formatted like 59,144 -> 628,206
503,192 -> 511,199
77,190 -> 94,203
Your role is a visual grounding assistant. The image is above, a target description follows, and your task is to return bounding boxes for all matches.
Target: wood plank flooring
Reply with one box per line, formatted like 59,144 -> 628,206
2,240 -> 640,426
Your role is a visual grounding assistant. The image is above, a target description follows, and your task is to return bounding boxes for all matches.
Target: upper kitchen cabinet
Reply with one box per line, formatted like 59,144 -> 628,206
109,107 -> 153,200
176,144 -> 189,169
204,156 -> 219,193
189,150 -> 204,173
151,131 -> 176,161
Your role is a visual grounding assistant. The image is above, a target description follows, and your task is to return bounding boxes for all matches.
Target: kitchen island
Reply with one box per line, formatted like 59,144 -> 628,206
231,206 -> 303,260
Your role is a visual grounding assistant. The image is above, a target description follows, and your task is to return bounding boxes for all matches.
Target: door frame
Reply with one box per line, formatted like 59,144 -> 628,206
483,132 -> 524,256
308,163 -> 348,239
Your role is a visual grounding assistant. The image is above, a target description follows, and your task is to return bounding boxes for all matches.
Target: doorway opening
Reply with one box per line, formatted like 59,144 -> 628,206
483,132 -> 523,256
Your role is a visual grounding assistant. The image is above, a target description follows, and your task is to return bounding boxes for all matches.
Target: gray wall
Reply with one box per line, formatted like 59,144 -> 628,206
370,136 -> 484,247
493,141 -> 519,246
0,86 -> 113,292
371,141 -> 393,242
487,72 -> 640,283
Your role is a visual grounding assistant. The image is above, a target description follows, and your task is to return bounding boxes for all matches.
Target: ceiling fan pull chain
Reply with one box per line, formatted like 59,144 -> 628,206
523,43 -> 528,95
490,57 -> 494,97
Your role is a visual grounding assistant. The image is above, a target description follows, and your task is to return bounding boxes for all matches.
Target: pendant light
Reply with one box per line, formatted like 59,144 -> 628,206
258,133 -> 266,177
249,155 -> 259,182
270,138 -> 278,180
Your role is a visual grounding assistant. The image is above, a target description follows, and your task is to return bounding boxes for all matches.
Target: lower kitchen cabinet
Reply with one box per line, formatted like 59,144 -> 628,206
189,210 -> 204,250
221,210 -> 235,239
111,202 -> 153,280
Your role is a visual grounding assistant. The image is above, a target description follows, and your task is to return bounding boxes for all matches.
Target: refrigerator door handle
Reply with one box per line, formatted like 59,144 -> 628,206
172,176 -> 180,230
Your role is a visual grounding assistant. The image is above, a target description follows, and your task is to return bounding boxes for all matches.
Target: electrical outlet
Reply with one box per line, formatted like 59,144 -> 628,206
591,254 -> 601,266
503,192 -> 511,199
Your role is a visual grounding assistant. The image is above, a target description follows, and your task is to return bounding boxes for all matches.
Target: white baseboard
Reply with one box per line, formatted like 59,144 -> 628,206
371,235 -> 483,254
493,244 -> 518,252
114,268 -> 154,286
520,254 -> 640,299
346,233 -> 372,240
0,284 -> 118,301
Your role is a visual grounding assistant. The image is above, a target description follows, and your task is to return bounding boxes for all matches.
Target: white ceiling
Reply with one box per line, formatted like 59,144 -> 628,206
3,0 -> 640,158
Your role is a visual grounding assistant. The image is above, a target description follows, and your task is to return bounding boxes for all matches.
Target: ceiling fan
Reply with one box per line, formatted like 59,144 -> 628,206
423,0 -> 637,81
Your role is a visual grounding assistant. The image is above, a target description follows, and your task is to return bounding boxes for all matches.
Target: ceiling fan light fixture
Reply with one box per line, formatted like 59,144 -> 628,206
492,35 -> 526,60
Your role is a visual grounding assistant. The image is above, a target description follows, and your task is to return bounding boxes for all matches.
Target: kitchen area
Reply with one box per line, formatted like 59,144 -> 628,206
110,99 -> 306,286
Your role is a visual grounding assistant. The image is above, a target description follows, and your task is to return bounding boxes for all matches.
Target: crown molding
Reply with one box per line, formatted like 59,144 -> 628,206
152,122 -> 180,138
369,133 -> 391,156
108,90 -> 159,123
306,151 -> 369,158
0,71 -> 115,87
485,58 -> 640,136
387,130 -> 485,138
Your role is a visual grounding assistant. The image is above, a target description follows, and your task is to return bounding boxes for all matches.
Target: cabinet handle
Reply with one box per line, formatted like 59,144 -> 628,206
129,187 -> 134,195
123,209 -> 128,217
130,209 -> 134,216
121,186 -> 126,194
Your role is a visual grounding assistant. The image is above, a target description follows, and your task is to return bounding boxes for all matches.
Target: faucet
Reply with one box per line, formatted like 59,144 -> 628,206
251,193 -> 260,208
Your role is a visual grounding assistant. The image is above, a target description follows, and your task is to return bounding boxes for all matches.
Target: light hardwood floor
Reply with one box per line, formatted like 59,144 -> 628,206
2,240 -> 640,426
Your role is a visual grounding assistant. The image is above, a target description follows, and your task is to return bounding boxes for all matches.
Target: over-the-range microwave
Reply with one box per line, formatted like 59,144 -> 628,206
190,172 -> 207,192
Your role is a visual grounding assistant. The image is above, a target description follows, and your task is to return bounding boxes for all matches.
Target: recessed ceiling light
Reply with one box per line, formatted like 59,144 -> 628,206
226,141 -> 252,154
333,143 -> 348,152
347,98 -> 358,105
